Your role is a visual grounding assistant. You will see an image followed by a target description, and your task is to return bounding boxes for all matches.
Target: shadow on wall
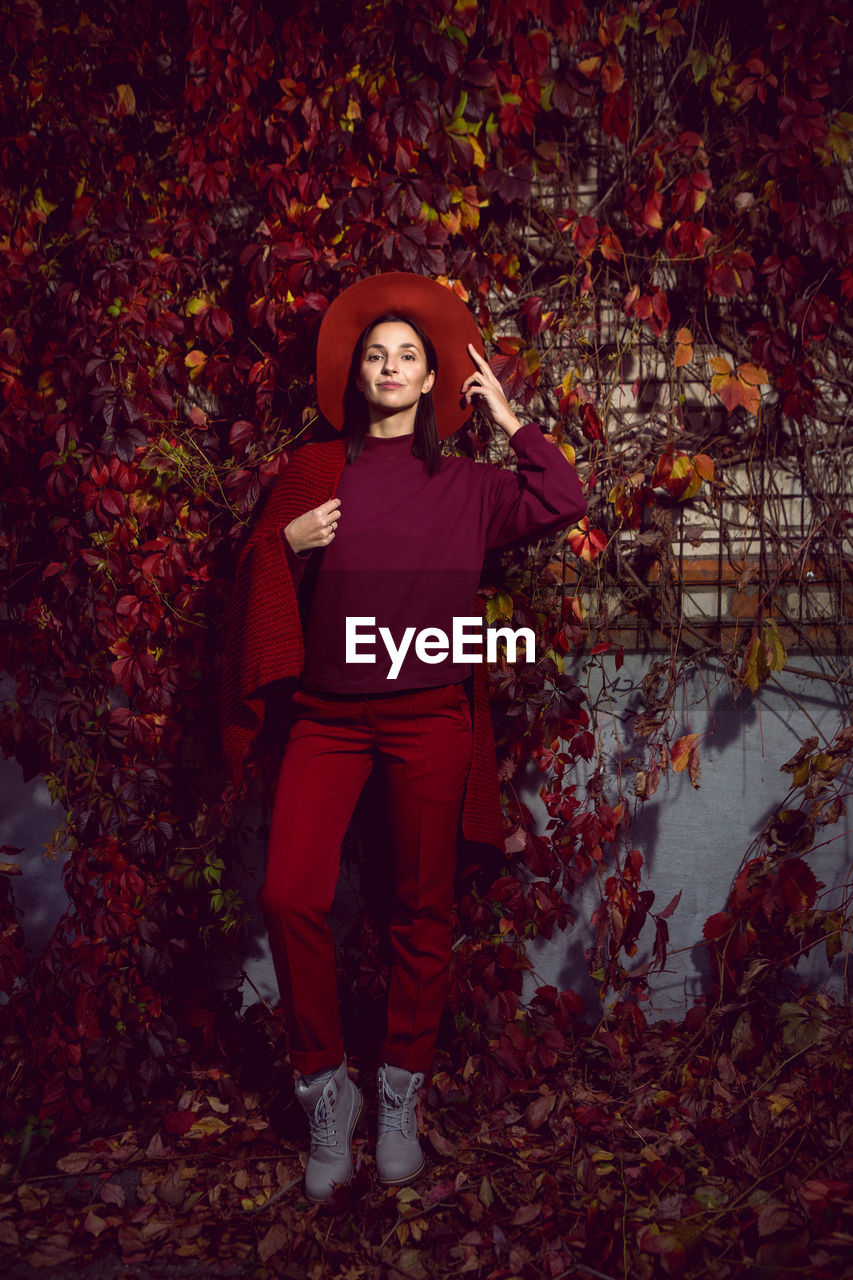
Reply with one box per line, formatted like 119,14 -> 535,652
0,759 -> 69,959
520,655 -> 851,1020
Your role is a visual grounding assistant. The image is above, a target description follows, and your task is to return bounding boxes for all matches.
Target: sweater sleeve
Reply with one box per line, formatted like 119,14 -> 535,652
280,526 -> 312,588
483,421 -> 588,550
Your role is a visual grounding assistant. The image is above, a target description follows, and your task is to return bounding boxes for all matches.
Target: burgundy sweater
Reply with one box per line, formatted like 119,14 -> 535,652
221,426 -> 586,851
285,423 -> 587,691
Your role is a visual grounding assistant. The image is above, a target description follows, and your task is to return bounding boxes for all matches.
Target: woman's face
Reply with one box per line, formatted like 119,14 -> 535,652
356,320 -> 435,420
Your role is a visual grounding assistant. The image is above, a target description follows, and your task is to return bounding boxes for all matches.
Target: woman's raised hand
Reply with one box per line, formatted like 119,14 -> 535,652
461,343 -> 523,437
284,498 -> 342,554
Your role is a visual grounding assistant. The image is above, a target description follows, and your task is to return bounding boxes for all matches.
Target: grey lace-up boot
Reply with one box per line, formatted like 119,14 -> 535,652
376,1064 -> 425,1185
294,1059 -> 363,1202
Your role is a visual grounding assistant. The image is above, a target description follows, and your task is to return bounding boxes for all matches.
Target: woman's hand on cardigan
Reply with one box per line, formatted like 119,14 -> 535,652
461,344 -> 523,438
283,498 -> 341,554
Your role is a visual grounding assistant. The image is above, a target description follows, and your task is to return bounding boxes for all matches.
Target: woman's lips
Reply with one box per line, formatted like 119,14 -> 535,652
377,381 -> 402,388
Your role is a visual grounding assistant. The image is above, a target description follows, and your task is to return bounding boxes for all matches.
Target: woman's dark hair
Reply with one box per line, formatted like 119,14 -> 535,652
343,312 -> 441,476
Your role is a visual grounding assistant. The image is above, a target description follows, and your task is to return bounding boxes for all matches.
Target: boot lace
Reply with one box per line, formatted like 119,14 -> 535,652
309,1086 -> 338,1149
378,1071 -> 423,1140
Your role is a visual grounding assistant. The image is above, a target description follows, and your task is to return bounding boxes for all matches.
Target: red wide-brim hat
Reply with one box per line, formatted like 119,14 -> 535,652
315,271 -> 485,439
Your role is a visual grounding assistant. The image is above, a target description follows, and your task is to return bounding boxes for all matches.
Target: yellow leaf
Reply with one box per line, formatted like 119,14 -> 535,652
741,631 -> 770,693
828,113 -> 853,163
396,1186 -> 422,1204
486,590 -> 514,624
116,83 -> 136,116
577,56 -> 602,76
792,760 -> 810,789
188,1113 -> 228,1136
469,133 -> 486,169
768,1091 -> 793,1116
671,734 -> 700,773
34,187 -> 58,216
680,469 -> 703,501
669,453 -> 692,481
708,355 -> 732,376
560,442 -> 576,466
763,618 -> 787,673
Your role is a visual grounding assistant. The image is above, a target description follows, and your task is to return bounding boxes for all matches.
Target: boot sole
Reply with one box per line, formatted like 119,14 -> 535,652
304,1091 -> 364,1204
377,1153 -> 425,1185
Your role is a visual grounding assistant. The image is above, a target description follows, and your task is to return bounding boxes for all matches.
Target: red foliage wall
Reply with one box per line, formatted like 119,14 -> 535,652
1,0 -> 851,1144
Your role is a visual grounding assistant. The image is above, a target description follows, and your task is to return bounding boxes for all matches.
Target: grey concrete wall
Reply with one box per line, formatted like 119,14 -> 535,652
0,767 -> 67,956
2,655 -> 849,1019
522,655 -> 851,1017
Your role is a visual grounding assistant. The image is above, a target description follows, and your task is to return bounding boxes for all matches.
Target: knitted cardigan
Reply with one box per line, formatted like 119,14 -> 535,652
220,438 -> 505,851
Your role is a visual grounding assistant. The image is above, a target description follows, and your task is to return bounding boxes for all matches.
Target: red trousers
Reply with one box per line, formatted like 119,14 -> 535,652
258,683 -> 472,1075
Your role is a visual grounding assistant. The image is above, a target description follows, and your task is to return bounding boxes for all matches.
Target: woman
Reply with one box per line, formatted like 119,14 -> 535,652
221,272 -> 587,1203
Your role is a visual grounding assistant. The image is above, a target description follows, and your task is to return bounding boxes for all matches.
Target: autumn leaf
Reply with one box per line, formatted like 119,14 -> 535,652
485,589 -> 514,624
670,734 -> 701,787
646,8 -> 686,51
258,1224 -> 288,1262
740,620 -> 787,692
709,356 -> 769,414
83,1209 -> 107,1237
115,83 -> 136,117
184,349 -> 208,382
601,55 -> 624,95
643,189 -> 663,229
56,1152 -> 92,1174
577,55 -> 602,77
512,1203 -> 542,1225
428,1129 -> 457,1156
524,1092 -> 556,1130
693,453 -> 714,482
674,326 -> 693,367
567,517 -> 607,562
658,889 -> 683,920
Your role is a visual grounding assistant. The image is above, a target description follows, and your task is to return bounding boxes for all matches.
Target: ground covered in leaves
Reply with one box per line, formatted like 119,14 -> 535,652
2,996 -> 852,1280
